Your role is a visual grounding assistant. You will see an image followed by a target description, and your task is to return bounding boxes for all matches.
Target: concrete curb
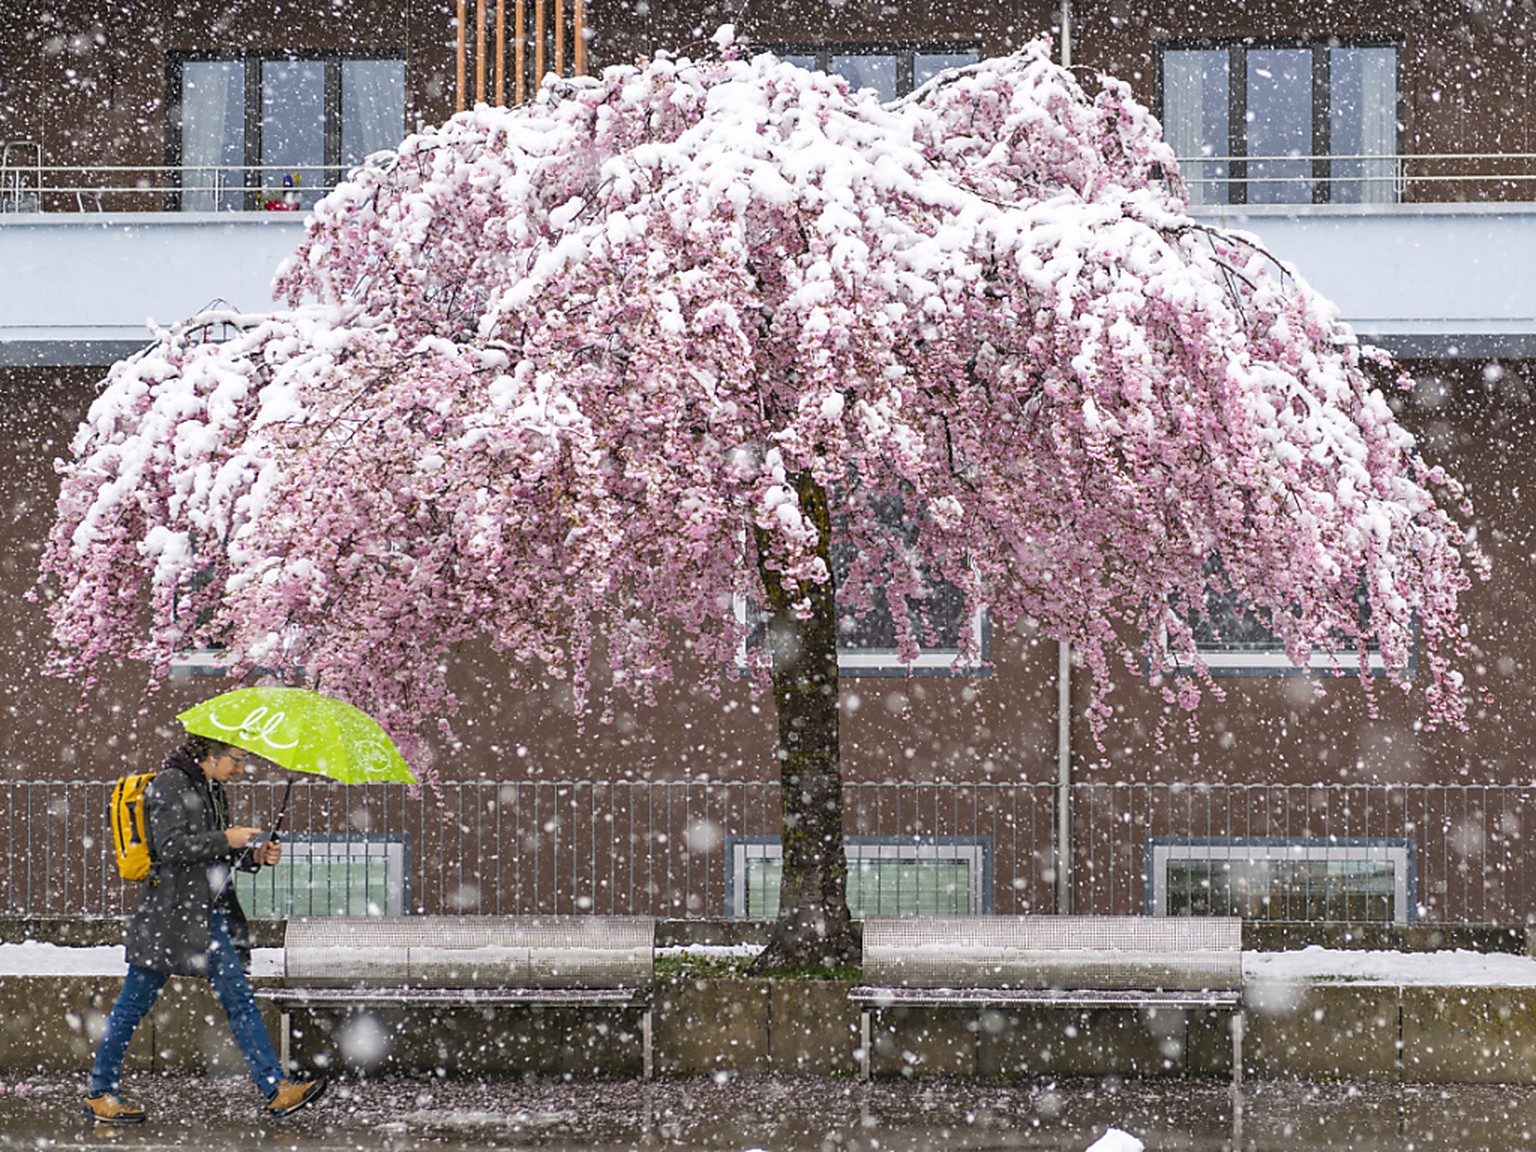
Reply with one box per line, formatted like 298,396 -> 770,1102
10,974 -> 1536,1084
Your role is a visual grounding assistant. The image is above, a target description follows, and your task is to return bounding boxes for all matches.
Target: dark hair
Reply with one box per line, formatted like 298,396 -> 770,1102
181,734 -> 232,763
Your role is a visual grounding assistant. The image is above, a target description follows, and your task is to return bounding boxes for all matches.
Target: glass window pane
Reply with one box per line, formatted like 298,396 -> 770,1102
831,54 -> 898,101
914,52 -> 979,89
235,837 -> 406,917
780,54 -> 818,72
342,59 -> 406,168
830,492 -> 969,656
261,59 -> 326,208
1246,47 -> 1313,203
1161,49 -> 1230,205
1160,845 -> 1402,923
180,60 -> 245,212
1330,47 -> 1398,204
743,846 -> 978,919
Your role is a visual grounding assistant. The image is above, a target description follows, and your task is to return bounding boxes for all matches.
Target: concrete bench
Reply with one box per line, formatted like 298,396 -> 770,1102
850,915 -> 1244,1084
257,915 -> 655,1078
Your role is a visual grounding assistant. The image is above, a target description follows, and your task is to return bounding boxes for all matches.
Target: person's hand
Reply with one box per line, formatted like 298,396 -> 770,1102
225,826 -> 263,849
252,840 -> 283,866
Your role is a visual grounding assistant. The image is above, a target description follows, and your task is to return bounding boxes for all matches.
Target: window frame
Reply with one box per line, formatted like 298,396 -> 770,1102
733,593 -> 991,677
234,832 -> 411,918
1146,835 -> 1416,924
1155,36 -> 1405,205
727,834 -> 992,919
1167,566 -> 1412,678
165,51 -> 406,211
758,42 -> 983,100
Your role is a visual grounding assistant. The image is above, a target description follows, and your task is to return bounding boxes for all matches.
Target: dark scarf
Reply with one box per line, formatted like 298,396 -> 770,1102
164,744 -> 232,829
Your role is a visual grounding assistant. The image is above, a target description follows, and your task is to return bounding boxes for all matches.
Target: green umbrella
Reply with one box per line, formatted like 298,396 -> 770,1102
178,687 -> 416,785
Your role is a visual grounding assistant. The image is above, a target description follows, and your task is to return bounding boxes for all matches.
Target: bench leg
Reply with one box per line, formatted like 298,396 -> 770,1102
860,1009 -> 871,1081
642,1008 -> 653,1081
1231,1009 -> 1244,1089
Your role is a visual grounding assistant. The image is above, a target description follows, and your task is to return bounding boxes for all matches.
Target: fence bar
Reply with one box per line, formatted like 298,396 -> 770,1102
8,779 -> 1536,924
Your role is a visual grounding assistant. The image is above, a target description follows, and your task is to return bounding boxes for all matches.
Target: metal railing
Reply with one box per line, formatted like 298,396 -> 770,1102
6,154 -> 1536,214
1174,151 -> 1536,205
2,779 -> 1532,925
0,160 -> 341,213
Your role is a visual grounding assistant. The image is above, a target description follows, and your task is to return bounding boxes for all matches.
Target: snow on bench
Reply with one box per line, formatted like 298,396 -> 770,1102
258,915 -> 655,1077
850,915 -> 1244,1084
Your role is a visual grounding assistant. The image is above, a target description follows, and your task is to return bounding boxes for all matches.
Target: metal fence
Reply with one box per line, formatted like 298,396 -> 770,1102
2,779 -> 1531,924
8,153 -> 1536,214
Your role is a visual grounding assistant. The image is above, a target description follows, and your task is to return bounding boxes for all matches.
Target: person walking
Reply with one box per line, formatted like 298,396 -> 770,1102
83,734 -> 327,1124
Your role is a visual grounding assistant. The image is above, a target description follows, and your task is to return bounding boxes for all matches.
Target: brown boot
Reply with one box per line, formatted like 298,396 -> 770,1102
265,1076 -> 328,1118
82,1093 -> 146,1124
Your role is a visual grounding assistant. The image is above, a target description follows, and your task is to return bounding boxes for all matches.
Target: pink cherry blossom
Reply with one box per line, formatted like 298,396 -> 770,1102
38,41 -> 1485,967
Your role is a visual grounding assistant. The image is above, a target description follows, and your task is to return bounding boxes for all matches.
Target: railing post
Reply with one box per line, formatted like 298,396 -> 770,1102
1055,639 -> 1074,914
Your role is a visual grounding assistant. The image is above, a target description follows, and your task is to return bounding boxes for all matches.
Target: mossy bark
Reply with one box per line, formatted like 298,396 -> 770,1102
746,469 -> 856,975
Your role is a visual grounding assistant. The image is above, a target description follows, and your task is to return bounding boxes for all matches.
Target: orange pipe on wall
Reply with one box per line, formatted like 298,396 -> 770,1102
456,0 -> 467,111
496,0 -> 506,105
515,0 -> 527,103
534,0 -> 545,86
476,0 -> 487,104
553,0 -> 564,79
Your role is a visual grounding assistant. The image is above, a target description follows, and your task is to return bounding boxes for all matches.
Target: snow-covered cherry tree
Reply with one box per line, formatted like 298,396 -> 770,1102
39,39 -> 1484,971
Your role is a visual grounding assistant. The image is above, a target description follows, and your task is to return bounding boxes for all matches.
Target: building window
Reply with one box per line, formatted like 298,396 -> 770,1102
728,835 -> 990,918
735,483 -> 990,675
769,45 -> 981,100
170,55 -> 405,211
737,559 -> 988,677
1158,40 -> 1400,205
1168,561 -> 1398,676
234,833 -> 410,917
737,593 -> 988,676
1182,589 -> 1394,675
1147,837 -> 1414,923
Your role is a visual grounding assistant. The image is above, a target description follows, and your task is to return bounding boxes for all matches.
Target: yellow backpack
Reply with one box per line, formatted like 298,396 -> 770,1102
109,772 -> 157,882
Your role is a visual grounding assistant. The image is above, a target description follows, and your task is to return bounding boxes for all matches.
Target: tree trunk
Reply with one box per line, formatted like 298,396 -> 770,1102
745,469 -> 857,975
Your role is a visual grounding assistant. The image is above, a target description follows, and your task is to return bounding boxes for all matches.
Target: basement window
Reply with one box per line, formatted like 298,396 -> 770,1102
727,835 -> 991,919
234,833 -> 410,917
1147,836 -> 1414,923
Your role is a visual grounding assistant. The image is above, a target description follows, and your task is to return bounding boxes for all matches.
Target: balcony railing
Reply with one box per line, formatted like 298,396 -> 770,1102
1175,152 -> 1536,206
0,161 -> 341,214
8,153 -> 1536,215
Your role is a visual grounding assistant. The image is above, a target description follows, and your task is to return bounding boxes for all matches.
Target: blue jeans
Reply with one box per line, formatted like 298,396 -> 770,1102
89,911 -> 283,1099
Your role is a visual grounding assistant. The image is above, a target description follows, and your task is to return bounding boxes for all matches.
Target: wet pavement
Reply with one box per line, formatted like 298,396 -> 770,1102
6,1074 -> 1536,1151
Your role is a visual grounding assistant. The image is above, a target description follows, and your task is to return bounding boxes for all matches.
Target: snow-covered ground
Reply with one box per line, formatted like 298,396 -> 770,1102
6,941 -> 1536,984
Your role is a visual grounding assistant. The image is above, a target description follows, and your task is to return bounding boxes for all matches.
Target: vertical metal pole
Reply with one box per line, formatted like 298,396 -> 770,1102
1056,640 -> 1074,914
1060,0 -> 1073,68
573,0 -> 585,75
642,1008 -> 653,1079
860,1008 -> 871,1080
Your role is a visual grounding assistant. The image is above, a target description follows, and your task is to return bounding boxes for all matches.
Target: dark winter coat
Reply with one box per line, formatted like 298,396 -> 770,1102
123,747 -> 260,976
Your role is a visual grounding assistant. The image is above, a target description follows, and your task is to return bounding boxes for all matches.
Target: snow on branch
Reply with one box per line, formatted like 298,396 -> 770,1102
39,40 -> 1486,760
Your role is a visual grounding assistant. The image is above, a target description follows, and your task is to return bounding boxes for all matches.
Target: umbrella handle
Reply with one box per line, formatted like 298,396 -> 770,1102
269,777 -> 296,845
